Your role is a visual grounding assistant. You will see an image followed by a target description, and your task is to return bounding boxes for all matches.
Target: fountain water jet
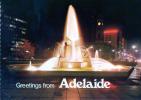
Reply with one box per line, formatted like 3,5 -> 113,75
95,50 -> 99,59
91,50 -> 129,71
26,61 -> 38,71
64,5 -> 82,62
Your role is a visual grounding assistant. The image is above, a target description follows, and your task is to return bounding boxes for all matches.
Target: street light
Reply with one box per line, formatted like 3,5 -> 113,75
132,45 -> 137,49
88,45 -> 93,49
25,50 -> 30,53
112,49 -> 115,53
99,49 -> 102,52
135,49 -> 139,53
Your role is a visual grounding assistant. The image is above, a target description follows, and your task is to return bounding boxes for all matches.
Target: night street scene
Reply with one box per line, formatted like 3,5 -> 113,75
1,0 -> 141,100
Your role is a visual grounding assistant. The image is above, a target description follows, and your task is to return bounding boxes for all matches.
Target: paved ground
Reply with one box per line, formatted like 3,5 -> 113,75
129,61 -> 141,80
1,82 -> 141,100
1,62 -> 141,100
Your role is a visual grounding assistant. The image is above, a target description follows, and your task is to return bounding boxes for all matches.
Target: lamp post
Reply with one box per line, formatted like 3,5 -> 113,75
131,45 -> 137,50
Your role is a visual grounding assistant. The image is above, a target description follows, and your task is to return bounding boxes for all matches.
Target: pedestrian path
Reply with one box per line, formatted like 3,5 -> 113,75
129,62 -> 141,80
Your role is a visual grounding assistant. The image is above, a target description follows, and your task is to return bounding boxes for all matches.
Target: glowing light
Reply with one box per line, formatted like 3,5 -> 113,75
38,57 -> 59,71
104,28 -> 119,35
95,50 -> 99,58
98,22 -> 101,26
81,62 -> 88,68
137,59 -> 141,63
132,45 -> 137,49
26,61 -> 38,71
112,49 -> 115,52
91,58 -> 126,71
71,42 -> 76,60
135,49 -> 138,53
65,5 -> 79,41
91,51 -> 126,71
68,63 -> 73,68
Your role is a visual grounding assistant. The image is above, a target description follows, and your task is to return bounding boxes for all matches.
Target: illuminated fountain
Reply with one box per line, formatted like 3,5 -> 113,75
25,5 -> 130,71
27,5 -> 92,71
9,5 -> 133,78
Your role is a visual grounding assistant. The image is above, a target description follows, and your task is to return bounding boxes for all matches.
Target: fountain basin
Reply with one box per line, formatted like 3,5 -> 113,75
8,64 -> 133,80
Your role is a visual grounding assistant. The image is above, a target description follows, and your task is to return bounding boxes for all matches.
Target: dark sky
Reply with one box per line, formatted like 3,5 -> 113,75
3,0 -> 141,47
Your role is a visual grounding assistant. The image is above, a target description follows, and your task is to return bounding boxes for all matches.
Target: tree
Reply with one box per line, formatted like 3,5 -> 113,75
17,39 -> 35,59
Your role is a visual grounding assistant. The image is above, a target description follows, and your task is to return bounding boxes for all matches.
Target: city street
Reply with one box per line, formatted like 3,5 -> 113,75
129,60 -> 141,80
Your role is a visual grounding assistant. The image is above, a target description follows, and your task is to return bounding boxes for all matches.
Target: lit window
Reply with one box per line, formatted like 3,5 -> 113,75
21,31 -> 26,34
14,18 -> 27,23
9,24 -> 16,28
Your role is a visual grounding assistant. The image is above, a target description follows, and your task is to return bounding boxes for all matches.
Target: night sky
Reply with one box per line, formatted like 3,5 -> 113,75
3,0 -> 141,48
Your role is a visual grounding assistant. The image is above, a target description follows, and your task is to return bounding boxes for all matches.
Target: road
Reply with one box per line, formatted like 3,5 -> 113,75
129,60 -> 141,80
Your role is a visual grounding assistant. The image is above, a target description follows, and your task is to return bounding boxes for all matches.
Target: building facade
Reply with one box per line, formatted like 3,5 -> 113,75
103,27 -> 124,49
2,14 -> 29,60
